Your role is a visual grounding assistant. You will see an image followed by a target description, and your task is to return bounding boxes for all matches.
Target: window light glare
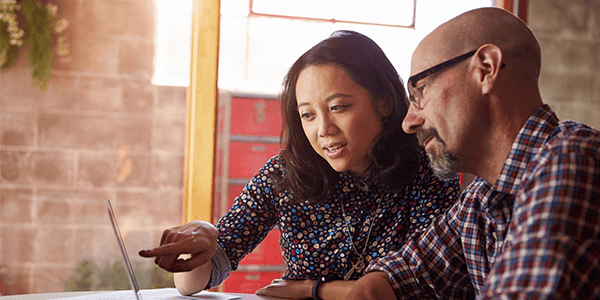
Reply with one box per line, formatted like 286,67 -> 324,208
153,0 -> 192,86
221,0 -> 250,17
157,0 -> 192,12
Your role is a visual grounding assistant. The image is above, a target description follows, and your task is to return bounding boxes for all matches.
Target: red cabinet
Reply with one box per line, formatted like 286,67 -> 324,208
228,142 -> 281,179
230,97 -> 283,136
214,91 -> 286,293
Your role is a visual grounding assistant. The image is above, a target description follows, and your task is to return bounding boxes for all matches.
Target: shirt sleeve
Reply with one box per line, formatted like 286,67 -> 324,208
210,155 -> 282,287
366,197 -> 476,300
481,140 -> 600,299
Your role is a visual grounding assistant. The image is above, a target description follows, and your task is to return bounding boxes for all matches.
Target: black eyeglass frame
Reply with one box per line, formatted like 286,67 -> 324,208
407,49 -> 505,108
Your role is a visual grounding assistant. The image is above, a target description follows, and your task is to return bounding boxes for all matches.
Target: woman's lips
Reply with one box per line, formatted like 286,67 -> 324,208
324,143 -> 347,158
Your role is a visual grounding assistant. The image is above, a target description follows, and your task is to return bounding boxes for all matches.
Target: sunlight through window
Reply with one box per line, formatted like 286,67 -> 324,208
152,0 -> 193,86
152,0 -> 494,91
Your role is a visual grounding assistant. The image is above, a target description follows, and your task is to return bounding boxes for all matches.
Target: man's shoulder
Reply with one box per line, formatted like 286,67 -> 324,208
459,177 -> 492,206
461,178 -> 489,196
542,120 -> 600,157
523,120 -> 600,185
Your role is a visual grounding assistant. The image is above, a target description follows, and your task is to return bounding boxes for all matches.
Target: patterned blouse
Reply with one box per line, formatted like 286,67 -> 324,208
208,149 -> 460,287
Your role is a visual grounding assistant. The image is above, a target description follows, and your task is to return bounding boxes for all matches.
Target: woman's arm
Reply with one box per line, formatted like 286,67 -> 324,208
141,156 -> 282,294
346,272 -> 395,300
138,220 -> 218,295
255,279 -> 357,300
318,280 -> 356,300
173,262 -> 212,295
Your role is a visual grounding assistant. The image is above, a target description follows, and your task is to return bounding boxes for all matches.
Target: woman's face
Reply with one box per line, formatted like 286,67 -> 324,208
295,64 -> 385,175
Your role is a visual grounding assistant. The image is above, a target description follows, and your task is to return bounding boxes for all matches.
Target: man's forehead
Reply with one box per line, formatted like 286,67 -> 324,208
410,46 -> 440,77
410,30 -> 448,77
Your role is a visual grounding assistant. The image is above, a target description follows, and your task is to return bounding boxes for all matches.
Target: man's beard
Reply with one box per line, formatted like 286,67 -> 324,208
417,129 -> 459,181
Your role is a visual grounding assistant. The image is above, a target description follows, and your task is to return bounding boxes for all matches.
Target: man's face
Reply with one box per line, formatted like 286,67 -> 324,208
402,44 -> 475,180
416,128 -> 458,181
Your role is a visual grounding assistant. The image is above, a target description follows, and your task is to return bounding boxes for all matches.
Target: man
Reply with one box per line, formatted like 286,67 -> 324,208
347,7 -> 600,300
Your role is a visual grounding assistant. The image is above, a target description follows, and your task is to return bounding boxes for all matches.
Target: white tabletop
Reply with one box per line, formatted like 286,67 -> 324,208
0,288 -> 279,300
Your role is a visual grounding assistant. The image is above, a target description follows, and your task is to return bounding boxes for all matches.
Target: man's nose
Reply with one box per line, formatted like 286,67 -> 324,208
402,104 -> 424,134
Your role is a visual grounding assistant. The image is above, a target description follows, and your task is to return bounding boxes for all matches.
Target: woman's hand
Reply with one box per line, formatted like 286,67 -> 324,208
138,220 -> 218,273
255,279 -> 314,299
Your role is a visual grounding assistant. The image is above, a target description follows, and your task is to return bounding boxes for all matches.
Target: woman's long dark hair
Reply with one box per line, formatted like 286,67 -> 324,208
277,30 -> 419,203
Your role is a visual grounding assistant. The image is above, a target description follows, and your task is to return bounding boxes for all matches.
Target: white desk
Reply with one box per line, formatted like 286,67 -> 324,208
0,291 -> 98,300
0,289 -> 280,300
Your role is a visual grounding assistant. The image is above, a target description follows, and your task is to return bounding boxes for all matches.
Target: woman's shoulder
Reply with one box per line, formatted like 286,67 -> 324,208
258,152 -> 285,172
413,147 -> 433,180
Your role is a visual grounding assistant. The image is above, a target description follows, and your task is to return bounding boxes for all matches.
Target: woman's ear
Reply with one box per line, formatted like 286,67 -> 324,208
378,97 -> 393,117
474,44 -> 503,95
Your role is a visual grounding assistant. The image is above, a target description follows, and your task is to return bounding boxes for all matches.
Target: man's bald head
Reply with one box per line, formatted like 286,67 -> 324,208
412,7 -> 541,81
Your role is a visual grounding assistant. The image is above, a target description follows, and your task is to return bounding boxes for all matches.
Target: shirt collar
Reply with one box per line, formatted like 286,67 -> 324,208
492,104 -> 559,194
339,171 -> 388,193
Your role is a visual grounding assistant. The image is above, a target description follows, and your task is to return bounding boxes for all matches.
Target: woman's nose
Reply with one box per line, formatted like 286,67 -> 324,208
318,115 -> 337,137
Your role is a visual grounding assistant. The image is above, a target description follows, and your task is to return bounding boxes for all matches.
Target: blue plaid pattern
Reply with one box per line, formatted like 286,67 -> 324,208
367,104 -> 600,299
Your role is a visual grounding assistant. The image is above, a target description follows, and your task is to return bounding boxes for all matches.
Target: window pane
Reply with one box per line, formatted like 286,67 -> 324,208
153,0 -> 192,86
334,0 -> 414,26
221,0 -> 250,17
252,0 -> 414,27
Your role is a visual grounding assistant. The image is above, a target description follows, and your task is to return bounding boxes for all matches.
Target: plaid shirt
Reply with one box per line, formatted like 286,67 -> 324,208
367,104 -> 600,299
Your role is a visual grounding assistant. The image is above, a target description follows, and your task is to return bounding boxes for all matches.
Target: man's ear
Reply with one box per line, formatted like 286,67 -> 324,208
473,44 -> 503,95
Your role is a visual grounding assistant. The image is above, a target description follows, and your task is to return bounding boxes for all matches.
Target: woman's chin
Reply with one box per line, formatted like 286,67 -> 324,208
327,161 -> 348,173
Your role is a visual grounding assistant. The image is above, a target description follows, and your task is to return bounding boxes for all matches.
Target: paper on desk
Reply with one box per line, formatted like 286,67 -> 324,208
54,288 -> 241,300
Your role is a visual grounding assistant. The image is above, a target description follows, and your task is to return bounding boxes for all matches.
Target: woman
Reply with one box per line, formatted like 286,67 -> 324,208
139,30 -> 460,300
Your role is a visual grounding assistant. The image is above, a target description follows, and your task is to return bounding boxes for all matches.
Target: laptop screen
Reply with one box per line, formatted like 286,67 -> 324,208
107,199 -> 144,300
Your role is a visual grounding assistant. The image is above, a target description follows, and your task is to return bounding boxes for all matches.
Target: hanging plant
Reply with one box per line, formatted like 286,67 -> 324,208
0,0 -> 69,90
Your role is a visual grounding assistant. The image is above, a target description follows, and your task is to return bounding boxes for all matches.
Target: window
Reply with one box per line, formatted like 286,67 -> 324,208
153,0 -> 495,91
251,0 -> 415,27
152,0 -> 193,86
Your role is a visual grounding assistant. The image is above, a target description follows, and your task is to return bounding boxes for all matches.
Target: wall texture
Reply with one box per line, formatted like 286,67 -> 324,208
0,0 -> 186,294
0,0 -> 598,295
530,0 -> 600,129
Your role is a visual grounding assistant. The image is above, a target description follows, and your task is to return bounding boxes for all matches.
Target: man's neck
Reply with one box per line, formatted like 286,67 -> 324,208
468,95 -> 542,185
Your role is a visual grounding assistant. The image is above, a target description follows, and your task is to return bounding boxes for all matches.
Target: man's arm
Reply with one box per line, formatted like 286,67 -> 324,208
360,184 -> 484,299
482,148 -> 600,298
346,272 -> 395,300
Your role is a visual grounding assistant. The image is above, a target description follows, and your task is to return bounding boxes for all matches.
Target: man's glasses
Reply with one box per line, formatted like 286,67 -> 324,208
407,49 -> 505,109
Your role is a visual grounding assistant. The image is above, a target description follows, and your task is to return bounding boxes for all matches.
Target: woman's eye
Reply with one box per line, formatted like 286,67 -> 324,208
331,105 -> 347,112
300,112 -> 313,120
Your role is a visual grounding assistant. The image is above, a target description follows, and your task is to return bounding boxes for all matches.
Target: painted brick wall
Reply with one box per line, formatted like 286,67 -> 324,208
1,0 -> 599,296
530,0 -> 600,130
0,0 -> 186,294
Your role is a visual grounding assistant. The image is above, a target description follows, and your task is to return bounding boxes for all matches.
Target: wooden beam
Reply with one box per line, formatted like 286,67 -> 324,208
496,0 -> 529,24
183,0 -> 220,223
496,0 -> 513,13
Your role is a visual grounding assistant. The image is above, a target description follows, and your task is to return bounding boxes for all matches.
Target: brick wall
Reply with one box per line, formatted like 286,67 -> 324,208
0,0 -> 598,296
530,0 -> 600,130
0,0 -> 186,294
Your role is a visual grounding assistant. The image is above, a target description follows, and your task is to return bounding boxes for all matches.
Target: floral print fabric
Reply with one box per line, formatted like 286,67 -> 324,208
216,150 -> 460,280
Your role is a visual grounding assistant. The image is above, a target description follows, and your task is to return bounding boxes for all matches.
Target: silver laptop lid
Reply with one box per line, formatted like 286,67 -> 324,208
107,199 -> 144,300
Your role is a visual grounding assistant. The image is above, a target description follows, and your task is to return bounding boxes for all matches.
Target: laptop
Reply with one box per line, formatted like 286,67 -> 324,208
107,199 -> 144,300
106,199 -> 244,300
